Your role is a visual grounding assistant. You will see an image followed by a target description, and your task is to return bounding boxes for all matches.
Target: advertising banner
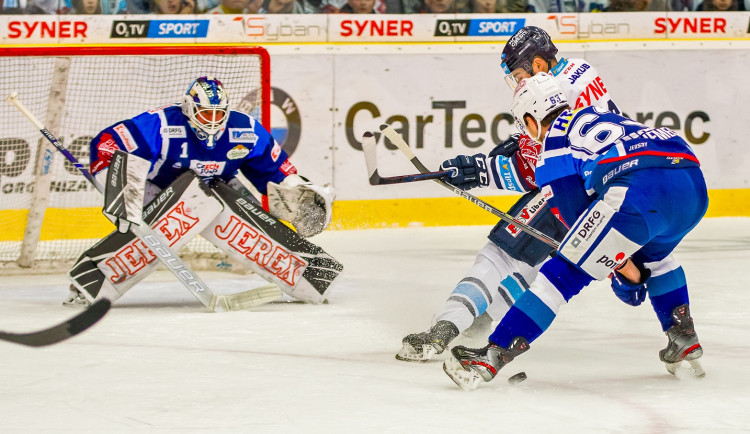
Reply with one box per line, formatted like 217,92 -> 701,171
0,13 -> 748,45
269,49 -> 747,201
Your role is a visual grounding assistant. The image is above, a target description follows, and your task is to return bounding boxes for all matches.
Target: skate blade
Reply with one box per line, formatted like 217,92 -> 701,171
443,358 -> 483,391
666,359 -> 706,379
395,344 -> 439,362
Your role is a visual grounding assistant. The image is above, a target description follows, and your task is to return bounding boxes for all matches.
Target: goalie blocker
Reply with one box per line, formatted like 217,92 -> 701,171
70,171 -> 342,305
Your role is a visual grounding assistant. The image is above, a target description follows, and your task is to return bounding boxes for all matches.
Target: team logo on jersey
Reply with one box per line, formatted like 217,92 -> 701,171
518,135 -> 542,168
229,128 -> 258,144
96,133 -> 119,157
189,160 -> 225,177
162,126 -> 186,138
226,145 -> 250,160
113,123 -> 138,152
279,159 -> 298,176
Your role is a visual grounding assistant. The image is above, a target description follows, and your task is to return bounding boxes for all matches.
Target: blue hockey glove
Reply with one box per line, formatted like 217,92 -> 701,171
488,133 -> 520,158
440,154 -> 489,190
611,267 -> 651,306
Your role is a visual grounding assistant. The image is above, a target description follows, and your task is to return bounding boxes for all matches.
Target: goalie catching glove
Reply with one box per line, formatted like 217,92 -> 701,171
266,174 -> 335,238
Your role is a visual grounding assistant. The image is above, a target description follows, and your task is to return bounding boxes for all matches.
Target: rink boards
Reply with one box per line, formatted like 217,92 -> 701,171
0,13 -> 749,239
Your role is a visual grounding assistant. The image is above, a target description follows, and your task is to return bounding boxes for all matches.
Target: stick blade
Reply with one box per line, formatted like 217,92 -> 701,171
0,299 -> 111,347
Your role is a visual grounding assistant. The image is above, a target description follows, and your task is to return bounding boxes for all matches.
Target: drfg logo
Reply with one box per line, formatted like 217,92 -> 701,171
597,252 -> 626,271
576,210 -> 603,240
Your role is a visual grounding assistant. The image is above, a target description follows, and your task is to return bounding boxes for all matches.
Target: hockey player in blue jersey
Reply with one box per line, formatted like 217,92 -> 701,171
397,26 -> 620,362
65,77 -> 340,307
442,73 -> 707,389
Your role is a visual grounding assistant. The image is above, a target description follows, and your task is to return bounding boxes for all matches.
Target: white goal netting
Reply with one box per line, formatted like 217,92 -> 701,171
0,46 -> 270,272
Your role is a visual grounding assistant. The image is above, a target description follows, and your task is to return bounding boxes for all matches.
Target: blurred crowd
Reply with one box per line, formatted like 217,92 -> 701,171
3,0 -> 746,15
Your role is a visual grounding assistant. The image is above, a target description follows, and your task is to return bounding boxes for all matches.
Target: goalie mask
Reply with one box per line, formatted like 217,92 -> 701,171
511,73 -> 568,142
181,77 -> 229,149
501,26 -> 558,91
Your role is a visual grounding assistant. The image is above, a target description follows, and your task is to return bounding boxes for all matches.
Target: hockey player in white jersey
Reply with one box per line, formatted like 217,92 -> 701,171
65,77 -> 341,308
397,26 -> 621,362
443,73 -> 707,389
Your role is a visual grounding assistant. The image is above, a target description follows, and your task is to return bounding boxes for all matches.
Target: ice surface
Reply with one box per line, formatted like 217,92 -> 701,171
1,218 -> 749,433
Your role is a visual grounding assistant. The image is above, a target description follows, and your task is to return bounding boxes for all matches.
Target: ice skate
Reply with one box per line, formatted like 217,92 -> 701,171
62,285 -> 91,308
659,304 -> 705,378
396,320 -> 459,362
443,337 -> 529,390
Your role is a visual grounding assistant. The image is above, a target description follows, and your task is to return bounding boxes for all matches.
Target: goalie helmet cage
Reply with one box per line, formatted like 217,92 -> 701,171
0,45 -> 270,273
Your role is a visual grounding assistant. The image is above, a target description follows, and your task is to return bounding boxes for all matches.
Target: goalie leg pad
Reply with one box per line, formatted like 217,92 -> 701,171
69,171 -> 224,302
202,180 -> 343,303
68,231 -> 147,302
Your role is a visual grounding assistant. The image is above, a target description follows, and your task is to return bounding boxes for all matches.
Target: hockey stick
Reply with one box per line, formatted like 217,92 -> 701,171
362,132 -> 452,185
6,93 -> 281,312
379,124 -> 560,249
0,299 -> 110,347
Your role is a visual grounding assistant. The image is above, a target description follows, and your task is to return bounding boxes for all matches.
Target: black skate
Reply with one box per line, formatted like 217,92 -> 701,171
443,337 -> 529,390
659,304 -> 705,378
396,320 -> 459,362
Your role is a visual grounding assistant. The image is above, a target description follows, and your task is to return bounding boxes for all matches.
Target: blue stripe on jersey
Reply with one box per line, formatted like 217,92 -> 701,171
514,289 -> 556,332
536,155 -> 577,184
540,255 -> 594,302
452,282 -> 489,313
500,275 -> 525,302
489,305 -> 544,348
647,267 -> 687,297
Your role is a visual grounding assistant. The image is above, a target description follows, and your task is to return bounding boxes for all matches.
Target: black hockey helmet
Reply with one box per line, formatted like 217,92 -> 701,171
501,26 -> 558,89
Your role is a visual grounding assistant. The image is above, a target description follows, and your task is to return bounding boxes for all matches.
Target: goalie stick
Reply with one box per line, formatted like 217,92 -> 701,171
0,299 -> 110,347
378,124 -> 560,249
362,132 -> 452,185
6,93 -> 282,313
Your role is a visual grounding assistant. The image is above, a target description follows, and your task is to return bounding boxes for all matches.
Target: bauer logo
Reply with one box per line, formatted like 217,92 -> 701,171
147,20 -> 209,38
434,18 -> 524,37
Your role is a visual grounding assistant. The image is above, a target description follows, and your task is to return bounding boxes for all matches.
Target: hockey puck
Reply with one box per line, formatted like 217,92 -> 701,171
507,371 -> 527,385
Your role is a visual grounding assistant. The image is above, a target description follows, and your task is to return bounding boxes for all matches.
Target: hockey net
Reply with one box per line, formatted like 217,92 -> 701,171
0,46 -> 270,273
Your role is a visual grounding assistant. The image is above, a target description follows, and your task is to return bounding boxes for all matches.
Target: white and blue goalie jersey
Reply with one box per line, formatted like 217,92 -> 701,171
90,105 -> 295,194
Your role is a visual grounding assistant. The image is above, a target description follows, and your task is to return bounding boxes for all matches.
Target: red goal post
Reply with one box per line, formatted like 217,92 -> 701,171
0,45 -> 270,272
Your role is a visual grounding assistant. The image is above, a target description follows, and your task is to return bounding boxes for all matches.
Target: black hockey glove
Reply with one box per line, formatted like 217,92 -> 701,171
488,133 -> 520,158
440,154 -> 490,190
611,265 -> 651,307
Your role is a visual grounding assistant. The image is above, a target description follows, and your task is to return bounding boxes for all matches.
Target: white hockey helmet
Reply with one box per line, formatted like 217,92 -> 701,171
181,76 -> 229,149
511,72 -> 568,141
